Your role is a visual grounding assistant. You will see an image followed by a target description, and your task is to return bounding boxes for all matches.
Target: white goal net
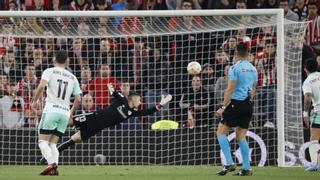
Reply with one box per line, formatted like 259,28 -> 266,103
0,10 -> 308,167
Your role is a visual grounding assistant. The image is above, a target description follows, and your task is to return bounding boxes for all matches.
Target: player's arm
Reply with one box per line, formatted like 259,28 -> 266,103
250,83 -> 257,101
107,83 -> 124,101
31,79 -> 47,109
216,66 -> 237,117
70,78 -> 82,119
32,69 -> 51,108
303,92 -> 312,128
132,94 -> 172,117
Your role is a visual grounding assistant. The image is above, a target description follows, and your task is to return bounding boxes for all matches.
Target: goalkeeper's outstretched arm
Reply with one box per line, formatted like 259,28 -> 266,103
132,94 -> 173,117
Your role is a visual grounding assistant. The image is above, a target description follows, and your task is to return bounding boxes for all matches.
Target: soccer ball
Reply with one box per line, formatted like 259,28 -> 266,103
187,61 -> 202,75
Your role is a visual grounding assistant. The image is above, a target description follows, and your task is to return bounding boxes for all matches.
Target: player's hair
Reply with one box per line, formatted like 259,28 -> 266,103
128,92 -> 142,100
304,58 -> 318,73
236,42 -> 249,58
55,50 -> 68,64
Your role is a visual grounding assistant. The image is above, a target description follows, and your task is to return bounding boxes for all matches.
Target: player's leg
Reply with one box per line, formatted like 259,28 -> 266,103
306,115 -> 320,172
57,131 -> 82,152
38,113 -> 61,175
233,100 -> 253,176
234,127 -> 252,176
58,113 -> 97,152
216,122 -> 236,176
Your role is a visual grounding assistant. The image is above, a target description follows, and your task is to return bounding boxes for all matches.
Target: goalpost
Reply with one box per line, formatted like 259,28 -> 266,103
0,10 -> 308,167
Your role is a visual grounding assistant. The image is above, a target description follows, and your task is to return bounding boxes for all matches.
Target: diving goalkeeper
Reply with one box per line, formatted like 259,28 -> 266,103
42,83 -> 172,161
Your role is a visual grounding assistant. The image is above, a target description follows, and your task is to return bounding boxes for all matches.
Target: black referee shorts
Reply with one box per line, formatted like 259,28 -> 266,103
74,113 -> 102,141
220,98 -> 253,129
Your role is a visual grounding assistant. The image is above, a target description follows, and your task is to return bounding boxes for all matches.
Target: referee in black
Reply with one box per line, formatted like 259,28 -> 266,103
215,42 -> 258,176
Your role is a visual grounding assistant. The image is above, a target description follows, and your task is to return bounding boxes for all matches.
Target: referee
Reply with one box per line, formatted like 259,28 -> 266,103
215,42 -> 258,176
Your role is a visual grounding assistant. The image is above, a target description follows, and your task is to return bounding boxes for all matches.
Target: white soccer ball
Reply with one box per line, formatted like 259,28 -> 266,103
187,61 -> 202,75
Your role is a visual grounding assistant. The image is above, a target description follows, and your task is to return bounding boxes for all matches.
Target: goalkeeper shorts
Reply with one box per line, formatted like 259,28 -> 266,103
221,98 -> 253,129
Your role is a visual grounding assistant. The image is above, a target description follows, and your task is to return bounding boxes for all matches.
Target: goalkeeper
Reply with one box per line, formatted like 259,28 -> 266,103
42,83 -> 172,160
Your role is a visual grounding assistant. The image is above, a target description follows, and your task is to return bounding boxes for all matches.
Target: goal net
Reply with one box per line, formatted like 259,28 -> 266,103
0,10 -> 308,167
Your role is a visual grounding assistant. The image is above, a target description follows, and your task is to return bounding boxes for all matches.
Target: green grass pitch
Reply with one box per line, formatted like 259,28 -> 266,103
0,166 -> 319,180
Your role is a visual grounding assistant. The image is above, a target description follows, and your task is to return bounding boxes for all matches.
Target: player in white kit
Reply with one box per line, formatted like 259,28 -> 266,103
31,50 -> 82,175
302,58 -> 320,172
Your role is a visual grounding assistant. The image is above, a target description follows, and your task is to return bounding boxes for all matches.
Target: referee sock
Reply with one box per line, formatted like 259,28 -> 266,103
57,139 -> 75,152
239,140 -> 250,170
217,135 -> 234,166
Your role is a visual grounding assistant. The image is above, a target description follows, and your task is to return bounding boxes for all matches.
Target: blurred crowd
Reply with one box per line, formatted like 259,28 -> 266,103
0,0 -> 319,130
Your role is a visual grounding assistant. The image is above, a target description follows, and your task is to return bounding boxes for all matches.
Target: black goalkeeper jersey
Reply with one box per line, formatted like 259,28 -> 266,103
76,90 -> 159,140
95,90 -> 159,129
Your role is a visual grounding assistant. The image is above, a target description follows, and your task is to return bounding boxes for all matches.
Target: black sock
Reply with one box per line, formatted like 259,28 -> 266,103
58,139 -> 75,152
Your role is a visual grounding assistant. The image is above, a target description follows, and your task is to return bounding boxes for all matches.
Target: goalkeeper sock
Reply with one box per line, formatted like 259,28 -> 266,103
49,143 -> 59,165
217,135 -> 233,166
239,140 -> 250,170
309,141 -> 320,165
38,140 -> 54,165
57,139 -> 75,152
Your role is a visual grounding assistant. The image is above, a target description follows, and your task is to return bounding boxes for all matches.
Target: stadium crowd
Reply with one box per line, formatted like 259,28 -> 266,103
0,0 -> 318,131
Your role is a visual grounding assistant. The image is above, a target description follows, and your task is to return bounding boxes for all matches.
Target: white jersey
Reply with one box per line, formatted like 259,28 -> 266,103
42,67 -> 82,116
302,72 -> 320,112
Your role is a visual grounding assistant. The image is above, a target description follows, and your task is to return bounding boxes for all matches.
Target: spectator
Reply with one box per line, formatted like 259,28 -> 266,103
209,0 -> 235,9
25,88 -> 43,127
293,0 -> 308,21
120,80 -> 145,129
179,75 -> 210,127
0,50 -> 22,82
111,0 -> 128,26
16,64 -> 38,117
33,47 -> 49,78
265,0 -> 278,8
142,47 -> 172,124
236,0 -> 247,9
254,40 -> 277,128
95,0 -> 110,10
69,0 -> 94,10
0,81 -> 24,129
214,64 -> 230,107
52,0 -> 60,10
214,50 -> 230,77
77,22 -> 90,36
68,37 -> 89,77
168,0 -> 204,31
222,36 -> 237,62
89,64 -> 120,109
138,0 -> 167,10
20,17 -> 44,34
0,20 -> 19,56
279,0 -> 299,21
41,31 -> 56,64
80,93 -> 95,113
0,72 -> 9,98
80,66 -> 92,94
305,1 -> 320,54
201,63 -> 216,92
247,0 -> 266,9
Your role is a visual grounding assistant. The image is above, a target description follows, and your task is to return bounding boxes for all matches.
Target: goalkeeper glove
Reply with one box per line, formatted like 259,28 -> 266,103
159,94 -> 172,107
107,83 -> 115,94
